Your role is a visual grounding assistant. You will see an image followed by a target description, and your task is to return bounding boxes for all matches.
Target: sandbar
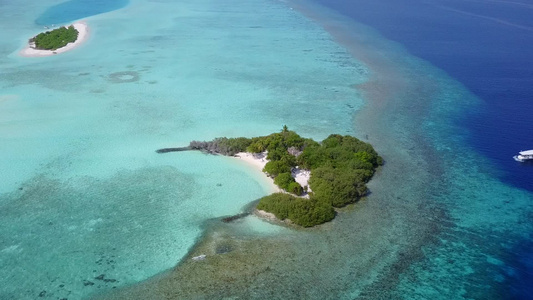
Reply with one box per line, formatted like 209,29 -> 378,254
20,22 -> 89,57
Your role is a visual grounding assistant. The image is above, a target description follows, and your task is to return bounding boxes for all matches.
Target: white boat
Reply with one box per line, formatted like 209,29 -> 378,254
513,150 -> 533,162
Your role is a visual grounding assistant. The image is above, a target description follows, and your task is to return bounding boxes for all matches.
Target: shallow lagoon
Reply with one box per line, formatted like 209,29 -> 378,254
1,0 -> 532,299
1,0 -> 365,298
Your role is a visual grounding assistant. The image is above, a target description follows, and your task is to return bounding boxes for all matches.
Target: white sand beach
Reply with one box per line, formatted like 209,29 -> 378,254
234,151 -> 311,196
292,168 -> 312,193
234,152 -> 279,192
234,152 -> 269,172
20,22 -> 88,57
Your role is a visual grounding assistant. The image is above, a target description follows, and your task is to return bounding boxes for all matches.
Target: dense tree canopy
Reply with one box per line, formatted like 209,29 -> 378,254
309,167 -> 369,208
32,26 -> 78,50
263,161 -> 291,177
257,193 -> 335,227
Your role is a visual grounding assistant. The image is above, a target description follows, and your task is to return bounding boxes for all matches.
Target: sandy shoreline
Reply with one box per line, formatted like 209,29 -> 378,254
233,151 -> 311,195
19,22 -> 89,57
234,152 -> 279,193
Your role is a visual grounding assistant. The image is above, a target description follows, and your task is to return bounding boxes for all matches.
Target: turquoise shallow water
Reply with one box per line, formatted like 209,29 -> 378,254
0,0 -> 366,298
2,0 -> 532,299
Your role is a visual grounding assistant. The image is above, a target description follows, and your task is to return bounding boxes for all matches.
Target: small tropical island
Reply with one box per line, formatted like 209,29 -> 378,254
31,25 -> 78,50
158,126 -> 382,227
20,22 -> 88,57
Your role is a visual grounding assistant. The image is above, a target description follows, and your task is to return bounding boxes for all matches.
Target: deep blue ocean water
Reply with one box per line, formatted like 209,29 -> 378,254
35,0 -> 129,25
316,0 -> 533,193
313,0 -> 533,298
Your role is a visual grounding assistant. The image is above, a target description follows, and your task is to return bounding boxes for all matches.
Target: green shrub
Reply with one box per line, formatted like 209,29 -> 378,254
219,137 -> 252,155
309,166 -> 368,208
296,144 -> 327,170
287,182 -> 303,195
263,161 -> 291,177
344,159 -> 374,172
246,139 -> 266,153
257,193 -> 335,227
266,144 -> 286,161
280,153 -> 297,167
292,200 -> 335,227
282,131 -> 306,149
274,172 -> 294,190
257,193 -> 293,220
321,134 -> 343,148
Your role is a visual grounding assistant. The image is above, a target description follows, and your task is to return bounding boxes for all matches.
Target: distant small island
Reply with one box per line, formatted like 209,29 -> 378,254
20,22 -> 88,57
31,25 -> 78,50
158,126 -> 382,227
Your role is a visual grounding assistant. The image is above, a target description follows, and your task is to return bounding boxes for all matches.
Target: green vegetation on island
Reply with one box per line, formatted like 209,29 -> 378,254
188,126 -> 382,227
30,25 -> 78,50
255,193 -> 335,227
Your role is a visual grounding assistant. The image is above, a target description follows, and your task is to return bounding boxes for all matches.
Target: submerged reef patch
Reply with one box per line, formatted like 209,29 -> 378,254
108,71 -> 140,83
